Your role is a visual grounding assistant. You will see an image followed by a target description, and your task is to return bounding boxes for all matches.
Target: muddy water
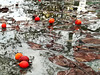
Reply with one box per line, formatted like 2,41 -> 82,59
0,0 -> 100,75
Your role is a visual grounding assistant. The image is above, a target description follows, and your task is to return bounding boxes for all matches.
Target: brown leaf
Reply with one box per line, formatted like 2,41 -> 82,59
46,41 -> 64,51
27,42 -> 44,50
57,68 -> 97,75
74,52 -> 100,62
49,55 -> 76,67
81,38 -> 100,44
73,46 -> 100,52
49,55 -> 97,75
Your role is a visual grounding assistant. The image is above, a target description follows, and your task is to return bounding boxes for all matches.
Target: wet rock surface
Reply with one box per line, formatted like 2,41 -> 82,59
0,0 -> 100,75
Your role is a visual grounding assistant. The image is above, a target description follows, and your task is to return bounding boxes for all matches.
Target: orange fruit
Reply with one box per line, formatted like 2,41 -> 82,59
75,19 -> 81,25
15,53 -> 23,60
49,18 -> 55,23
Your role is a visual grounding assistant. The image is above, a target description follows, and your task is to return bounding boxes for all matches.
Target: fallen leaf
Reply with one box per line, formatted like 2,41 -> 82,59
27,42 -> 44,50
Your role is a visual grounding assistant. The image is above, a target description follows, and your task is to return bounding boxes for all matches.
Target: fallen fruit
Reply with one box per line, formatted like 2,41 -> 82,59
49,18 -> 55,23
15,53 -> 23,60
19,56 -> 29,62
75,19 -> 81,25
19,61 -> 29,68
38,0 -> 41,1
34,16 -> 40,21
1,23 -> 6,28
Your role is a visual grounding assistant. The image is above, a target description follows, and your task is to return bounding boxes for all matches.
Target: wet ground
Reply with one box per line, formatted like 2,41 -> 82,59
0,0 -> 100,75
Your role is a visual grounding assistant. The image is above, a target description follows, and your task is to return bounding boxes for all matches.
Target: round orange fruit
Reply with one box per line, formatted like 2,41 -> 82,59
75,19 -> 82,25
15,53 -> 23,60
49,18 -> 55,23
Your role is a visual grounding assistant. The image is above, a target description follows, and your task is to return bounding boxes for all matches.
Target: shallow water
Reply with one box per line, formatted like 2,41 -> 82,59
0,0 -> 100,75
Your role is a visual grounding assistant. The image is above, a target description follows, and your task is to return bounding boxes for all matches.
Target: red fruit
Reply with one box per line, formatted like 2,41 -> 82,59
19,61 -> 29,68
1,23 -> 6,28
34,17 -> 40,21
49,18 -> 55,23
18,56 -> 29,62
38,0 -> 41,1
75,19 -> 81,25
